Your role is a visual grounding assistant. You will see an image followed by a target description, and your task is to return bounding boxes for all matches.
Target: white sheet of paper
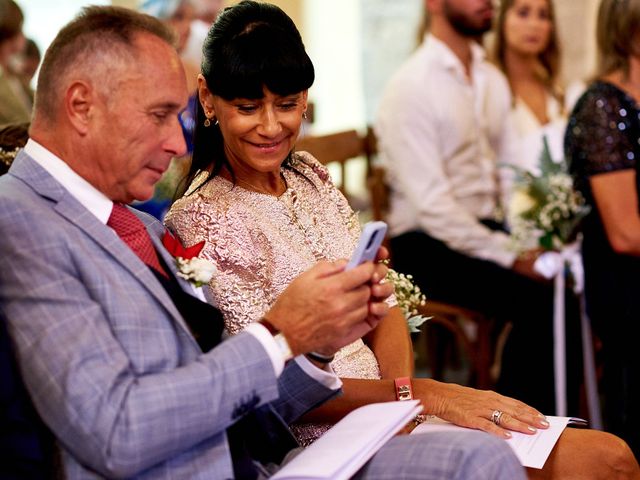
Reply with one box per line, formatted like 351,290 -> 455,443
272,400 -> 422,480
411,416 -> 570,469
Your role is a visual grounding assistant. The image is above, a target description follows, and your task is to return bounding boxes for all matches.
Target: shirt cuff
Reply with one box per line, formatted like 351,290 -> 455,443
245,323 -> 342,390
245,322 -> 285,377
487,231 -> 518,268
295,355 -> 342,391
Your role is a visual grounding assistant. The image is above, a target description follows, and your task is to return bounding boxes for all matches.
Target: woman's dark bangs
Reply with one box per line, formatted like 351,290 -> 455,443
209,26 -> 314,100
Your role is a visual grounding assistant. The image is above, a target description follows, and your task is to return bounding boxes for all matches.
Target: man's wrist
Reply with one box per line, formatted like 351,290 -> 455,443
258,317 -> 293,362
306,351 -> 335,364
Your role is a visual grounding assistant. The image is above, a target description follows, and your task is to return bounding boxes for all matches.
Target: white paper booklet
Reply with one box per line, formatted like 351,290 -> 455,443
272,400 -> 422,480
412,415 -> 572,469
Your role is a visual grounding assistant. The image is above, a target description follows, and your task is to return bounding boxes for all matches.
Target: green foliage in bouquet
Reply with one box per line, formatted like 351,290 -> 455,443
507,138 -> 590,251
385,267 -> 430,333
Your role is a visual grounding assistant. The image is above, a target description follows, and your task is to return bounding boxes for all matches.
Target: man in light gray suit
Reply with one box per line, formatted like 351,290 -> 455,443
0,6 -> 525,479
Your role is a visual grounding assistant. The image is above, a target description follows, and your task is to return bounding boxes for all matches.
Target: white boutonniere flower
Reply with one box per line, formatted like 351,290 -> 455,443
162,230 -> 216,288
175,256 -> 217,287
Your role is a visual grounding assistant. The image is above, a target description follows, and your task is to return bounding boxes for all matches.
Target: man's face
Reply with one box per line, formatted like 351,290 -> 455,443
89,33 -> 188,203
443,0 -> 494,37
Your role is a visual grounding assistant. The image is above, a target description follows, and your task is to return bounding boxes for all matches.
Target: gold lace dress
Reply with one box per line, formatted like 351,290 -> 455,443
165,152 -> 387,445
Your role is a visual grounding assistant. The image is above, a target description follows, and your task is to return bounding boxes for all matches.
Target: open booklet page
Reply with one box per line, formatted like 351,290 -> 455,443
412,415 -> 574,469
272,400 -> 422,480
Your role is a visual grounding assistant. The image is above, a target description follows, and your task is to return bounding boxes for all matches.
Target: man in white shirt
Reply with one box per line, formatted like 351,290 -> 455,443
0,5 -> 526,479
375,0 -> 582,415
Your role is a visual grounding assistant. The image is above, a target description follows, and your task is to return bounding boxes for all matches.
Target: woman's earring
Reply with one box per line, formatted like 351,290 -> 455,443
204,109 -> 215,127
302,111 -> 308,120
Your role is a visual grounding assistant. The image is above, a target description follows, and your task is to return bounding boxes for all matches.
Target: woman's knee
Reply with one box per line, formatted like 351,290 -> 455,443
598,432 -> 640,479
558,429 -> 639,479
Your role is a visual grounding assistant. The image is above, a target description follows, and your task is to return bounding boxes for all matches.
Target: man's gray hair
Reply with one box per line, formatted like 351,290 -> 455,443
34,6 -> 176,120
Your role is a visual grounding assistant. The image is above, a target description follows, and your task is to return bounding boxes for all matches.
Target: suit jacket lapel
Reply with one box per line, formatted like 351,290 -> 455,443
11,153 -> 199,346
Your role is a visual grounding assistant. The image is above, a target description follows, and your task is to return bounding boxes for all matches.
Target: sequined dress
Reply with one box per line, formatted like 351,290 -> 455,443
165,151 -> 384,445
565,81 -> 640,454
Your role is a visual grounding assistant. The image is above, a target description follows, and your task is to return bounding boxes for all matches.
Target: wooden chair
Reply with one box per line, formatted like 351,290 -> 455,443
364,128 -> 499,389
295,129 -> 373,200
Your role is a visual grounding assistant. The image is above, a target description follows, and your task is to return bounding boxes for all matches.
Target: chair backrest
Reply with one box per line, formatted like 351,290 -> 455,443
360,127 -> 391,223
295,129 -> 376,201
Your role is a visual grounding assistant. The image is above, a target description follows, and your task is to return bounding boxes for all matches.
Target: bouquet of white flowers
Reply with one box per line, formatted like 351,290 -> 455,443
505,140 -> 602,421
385,268 -> 430,333
507,138 -> 590,252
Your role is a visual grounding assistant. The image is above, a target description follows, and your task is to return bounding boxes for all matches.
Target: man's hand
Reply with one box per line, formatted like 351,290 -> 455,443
511,249 -> 548,282
265,253 -> 392,357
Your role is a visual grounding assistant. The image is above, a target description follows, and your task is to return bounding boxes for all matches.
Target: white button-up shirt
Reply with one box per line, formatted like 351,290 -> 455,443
376,34 -> 518,268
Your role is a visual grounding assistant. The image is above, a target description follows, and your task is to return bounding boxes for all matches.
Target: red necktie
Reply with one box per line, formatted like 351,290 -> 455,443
107,203 -> 168,278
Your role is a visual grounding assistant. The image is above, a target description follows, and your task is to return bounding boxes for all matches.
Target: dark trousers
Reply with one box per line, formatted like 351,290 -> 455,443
391,231 -> 583,415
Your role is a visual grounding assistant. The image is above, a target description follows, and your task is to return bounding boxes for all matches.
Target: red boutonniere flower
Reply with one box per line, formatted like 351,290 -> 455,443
162,231 -> 216,287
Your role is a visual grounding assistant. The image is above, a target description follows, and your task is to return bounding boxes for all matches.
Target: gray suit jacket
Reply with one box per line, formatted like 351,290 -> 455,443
0,152 -> 336,479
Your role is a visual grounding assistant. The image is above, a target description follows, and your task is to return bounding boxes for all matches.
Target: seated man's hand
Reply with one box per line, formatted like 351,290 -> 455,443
368,252 -> 393,325
512,249 -> 549,283
266,257 -> 390,357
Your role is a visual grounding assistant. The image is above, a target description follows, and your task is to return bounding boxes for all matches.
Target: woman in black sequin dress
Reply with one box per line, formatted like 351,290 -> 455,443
565,0 -> 640,458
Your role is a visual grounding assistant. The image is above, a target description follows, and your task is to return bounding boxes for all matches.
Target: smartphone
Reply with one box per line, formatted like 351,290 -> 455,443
345,221 -> 388,270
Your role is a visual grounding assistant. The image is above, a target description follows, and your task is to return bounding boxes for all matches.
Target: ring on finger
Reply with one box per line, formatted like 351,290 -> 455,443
491,409 -> 504,426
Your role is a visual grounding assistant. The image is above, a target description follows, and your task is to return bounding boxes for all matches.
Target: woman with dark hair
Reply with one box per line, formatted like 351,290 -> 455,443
565,0 -> 640,459
166,2 -> 639,476
167,1 -> 415,446
0,0 -> 30,124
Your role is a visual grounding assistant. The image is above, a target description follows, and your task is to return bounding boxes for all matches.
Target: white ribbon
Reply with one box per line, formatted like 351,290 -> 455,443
533,240 -> 602,427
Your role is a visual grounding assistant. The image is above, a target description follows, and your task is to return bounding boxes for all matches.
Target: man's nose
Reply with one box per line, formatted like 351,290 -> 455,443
166,114 -> 188,156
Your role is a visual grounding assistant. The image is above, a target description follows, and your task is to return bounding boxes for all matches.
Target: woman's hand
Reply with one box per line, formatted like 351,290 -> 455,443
414,379 -> 549,438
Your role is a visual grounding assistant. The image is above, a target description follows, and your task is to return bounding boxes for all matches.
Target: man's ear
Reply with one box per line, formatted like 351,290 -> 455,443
64,80 -> 94,136
425,0 -> 440,14
197,74 -> 215,119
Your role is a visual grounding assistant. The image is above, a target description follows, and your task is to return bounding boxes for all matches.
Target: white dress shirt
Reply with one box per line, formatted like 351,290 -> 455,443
510,93 -> 566,174
23,139 -> 340,387
498,93 -> 568,225
375,34 -> 518,268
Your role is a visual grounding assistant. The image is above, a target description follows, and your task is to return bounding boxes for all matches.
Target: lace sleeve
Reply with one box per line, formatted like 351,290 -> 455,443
566,83 -> 639,178
165,195 -> 273,335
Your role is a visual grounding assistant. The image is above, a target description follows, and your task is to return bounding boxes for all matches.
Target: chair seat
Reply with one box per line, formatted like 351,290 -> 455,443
418,300 -> 498,389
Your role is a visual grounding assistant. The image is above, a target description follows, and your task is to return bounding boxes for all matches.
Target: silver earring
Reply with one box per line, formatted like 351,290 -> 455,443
204,117 -> 211,127
302,111 -> 307,120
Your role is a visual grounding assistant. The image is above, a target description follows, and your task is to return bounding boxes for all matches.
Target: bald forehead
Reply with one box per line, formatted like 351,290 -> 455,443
128,32 -> 186,87
118,32 -> 188,109
99,31 -> 184,91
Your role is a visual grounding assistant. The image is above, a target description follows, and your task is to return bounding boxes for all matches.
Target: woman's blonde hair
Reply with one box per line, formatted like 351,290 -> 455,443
491,0 -> 561,94
596,0 -> 640,77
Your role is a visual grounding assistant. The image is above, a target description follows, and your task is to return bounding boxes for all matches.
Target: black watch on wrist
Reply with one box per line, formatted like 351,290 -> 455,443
306,351 -> 335,364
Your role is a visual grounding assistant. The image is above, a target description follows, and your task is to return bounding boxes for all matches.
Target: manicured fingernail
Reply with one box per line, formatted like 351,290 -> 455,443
504,431 -> 512,438
539,420 -> 549,427
528,426 -> 537,433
